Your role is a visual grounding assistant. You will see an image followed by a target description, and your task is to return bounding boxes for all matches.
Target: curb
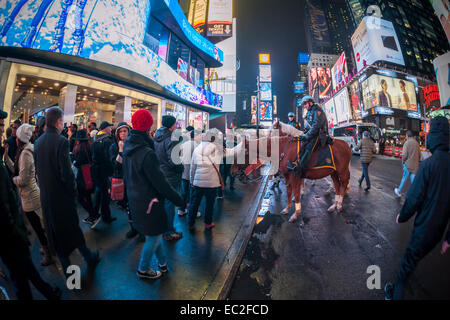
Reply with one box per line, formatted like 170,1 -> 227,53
201,174 -> 269,300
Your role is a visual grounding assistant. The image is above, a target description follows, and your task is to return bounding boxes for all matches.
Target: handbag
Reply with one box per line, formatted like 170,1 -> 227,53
81,164 -> 93,191
110,177 -> 125,201
208,155 -> 225,191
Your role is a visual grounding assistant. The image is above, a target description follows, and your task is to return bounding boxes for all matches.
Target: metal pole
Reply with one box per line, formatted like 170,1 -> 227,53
256,75 -> 260,126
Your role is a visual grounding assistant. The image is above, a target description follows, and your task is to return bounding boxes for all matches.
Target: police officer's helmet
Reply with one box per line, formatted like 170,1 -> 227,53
300,95 -> 315,106
288,112 -> 295,117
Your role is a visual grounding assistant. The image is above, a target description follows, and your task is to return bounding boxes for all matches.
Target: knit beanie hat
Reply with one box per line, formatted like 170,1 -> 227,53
16,123 -> 34,143
132,109 -> 154,132
162,115 -> 176,129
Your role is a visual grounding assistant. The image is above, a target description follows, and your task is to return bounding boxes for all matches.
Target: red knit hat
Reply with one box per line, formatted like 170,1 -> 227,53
132,109 -> 154,132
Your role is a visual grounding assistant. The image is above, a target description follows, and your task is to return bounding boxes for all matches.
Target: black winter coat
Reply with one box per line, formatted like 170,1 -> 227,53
34,127 -> 85,257
304,104 -> 329,147
109,143 -> 123,178
154,127 -> 183,184
399,134 -> 450,249
91,132 -> 114,185
0,159 -> 30,262
123,130 -> 184,236
72,146 -> 92,190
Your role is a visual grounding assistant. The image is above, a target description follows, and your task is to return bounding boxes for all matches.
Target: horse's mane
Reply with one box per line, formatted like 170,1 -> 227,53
278,121 -> 304,137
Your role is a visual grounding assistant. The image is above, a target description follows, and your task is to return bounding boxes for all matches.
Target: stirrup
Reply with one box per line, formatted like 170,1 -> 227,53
286,160 -> 298,172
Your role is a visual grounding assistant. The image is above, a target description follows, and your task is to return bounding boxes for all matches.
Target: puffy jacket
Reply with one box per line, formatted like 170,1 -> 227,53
154,127 -> 184,184
304,104 -> 329,146
190,141 -> 222,188
355,137 -> 376,164
402,137 -> 421,174
180,139 -> 198,181
12,143 -> 41,213
91,131 -> 114,183
122,130 -> 184,236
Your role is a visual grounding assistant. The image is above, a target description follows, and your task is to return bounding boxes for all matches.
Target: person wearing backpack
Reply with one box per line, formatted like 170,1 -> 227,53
72,129 -> 99,229
91,121 -> 116,224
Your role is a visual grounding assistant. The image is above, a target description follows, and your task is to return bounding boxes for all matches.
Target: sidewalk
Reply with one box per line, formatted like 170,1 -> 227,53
0,176 -> 268,300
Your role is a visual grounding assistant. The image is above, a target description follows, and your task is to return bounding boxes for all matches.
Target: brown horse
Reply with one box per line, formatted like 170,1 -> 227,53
231,121 -> 352,223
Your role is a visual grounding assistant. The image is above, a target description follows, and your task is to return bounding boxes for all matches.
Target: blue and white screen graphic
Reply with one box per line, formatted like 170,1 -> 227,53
260,82 -> 272,101
0,0 -> 222,108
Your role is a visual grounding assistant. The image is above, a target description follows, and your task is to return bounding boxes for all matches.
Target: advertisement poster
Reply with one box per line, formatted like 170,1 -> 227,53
349,81 -> 362,120
334,88 -> 351,124
189,0 -> 208,34
177,58 -> 189,80
305,0 -> 330,45
322,98 -> 337,128
0,0 -> 223,108
351,16 -> 405,72
251,95 -> 257,115
361,74 -> 417,111
331,52 -> 348,88
309,67 -> 332,102
259,101 -> 273,121
430,0 -> 450,42
433,52 -> 450,106
207,0 -> 232,37
260,82 -> 272,101
294,82 -> 305,94
259,65 -> 272,82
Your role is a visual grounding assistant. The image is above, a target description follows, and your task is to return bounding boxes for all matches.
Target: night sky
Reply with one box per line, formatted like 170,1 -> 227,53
236,0 -> 307,125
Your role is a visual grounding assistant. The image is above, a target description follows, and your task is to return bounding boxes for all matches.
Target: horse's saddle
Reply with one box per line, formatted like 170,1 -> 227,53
296,139 -> 336,171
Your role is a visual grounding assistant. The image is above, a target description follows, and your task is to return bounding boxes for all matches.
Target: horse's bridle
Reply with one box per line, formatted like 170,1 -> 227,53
279,136 -> 296,162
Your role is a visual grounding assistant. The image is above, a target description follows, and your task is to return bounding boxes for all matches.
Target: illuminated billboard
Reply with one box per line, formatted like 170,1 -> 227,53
433,52 -> 450,106
309,67 -> 332,102
430,0 -> 450,42
260,82 -> 272,101
0,0 -> 223,108
334,88 -> 351,124
259,65 -> 272,82
361,74 -> 417,111
189,0 -> 208,34
351,16 -> 405,72
349,81 -> 363,120
259,53 -> 271,64
294,82 -> 306,94
207,0 -> 233,37
259,101 -> 273,121
322,98 -> 337,127
305,0 -> 330,45
331,52 -> 348,88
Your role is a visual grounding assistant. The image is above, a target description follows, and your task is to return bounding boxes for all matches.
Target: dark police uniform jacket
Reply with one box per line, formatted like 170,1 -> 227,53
303,104 -> 329,147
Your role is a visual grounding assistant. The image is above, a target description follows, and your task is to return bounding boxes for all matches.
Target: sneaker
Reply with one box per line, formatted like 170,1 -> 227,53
163,231 -> 183,241
137,269 -> 162,280
90,216 -> 101,229
394,188 -> 401,198
177,209 -> 187,216
197,212 -> 201,218
158,263 -> 168,273
205,222 -> 215,230
217,194 -> 223,199
384,282 -> 394,300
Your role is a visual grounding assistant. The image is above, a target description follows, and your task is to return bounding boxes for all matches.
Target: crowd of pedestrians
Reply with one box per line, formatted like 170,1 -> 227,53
0,106 -> 238,297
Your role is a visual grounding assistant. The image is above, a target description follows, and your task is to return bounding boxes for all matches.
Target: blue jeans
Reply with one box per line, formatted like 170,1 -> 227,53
164,179 -> 181,235
138,235 -> 166,271
360,162 -> 371,188
397,164 -> 415,193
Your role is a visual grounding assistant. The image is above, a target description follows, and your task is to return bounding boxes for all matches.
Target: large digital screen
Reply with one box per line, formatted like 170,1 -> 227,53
309,67 -> 332,102
305,0 -> 330,45
331,52 -> 348,88
433,52 -> 450,106
259,101 -> 273,121
334,88 -> 351,124
322,98 -> 337,128
430,0 -> 450,42
294,82 -> 305,94
207,0 -> 233,37
259,65 -> 272,82
0,0 -> 223,108
351,16 -> 405,72
349,80 -> 363,120
361,74 -> 417,111
260,82 -> 272,101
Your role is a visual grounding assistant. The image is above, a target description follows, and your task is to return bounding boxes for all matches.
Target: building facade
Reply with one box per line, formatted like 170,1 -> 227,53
0,0 -> 224,132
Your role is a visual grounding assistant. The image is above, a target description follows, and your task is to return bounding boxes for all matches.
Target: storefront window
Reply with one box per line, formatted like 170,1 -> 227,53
168,33 -> 190,80
144,16 -> 170,61
188,107 -> 204,130
164,101 -> 186,129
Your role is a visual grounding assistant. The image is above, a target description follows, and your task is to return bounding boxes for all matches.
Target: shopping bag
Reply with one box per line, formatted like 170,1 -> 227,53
110,178 -> 124,201
81,164 -> 93,191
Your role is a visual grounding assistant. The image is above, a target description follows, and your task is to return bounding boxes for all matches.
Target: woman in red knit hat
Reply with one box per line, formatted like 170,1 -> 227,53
122,109 -> 184,279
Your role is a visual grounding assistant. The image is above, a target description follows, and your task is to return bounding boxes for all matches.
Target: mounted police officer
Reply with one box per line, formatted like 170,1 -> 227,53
287,95 -> 329,174
288,112 -> 300,129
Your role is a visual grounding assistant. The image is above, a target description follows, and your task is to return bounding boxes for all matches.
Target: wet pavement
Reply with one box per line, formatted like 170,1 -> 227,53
0,176 -> 266,300
229,155 -> 450,300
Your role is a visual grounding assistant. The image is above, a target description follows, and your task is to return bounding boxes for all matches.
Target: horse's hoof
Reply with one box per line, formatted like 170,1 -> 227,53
327,205 -> 336,213
288,215 -> 297,223
337,206 -> 343,213
281,208 -> 290,215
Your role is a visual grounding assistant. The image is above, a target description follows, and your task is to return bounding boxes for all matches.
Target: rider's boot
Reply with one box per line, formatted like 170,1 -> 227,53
296,150 -> 311,176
